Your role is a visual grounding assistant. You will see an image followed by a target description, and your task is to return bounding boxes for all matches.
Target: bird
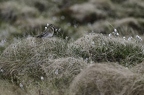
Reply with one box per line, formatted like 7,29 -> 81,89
36,24 -> 60,38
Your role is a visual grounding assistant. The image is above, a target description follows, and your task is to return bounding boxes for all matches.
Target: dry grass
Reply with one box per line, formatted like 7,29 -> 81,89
131,62 -> 144,75
69,63 -> 141,95
41,57 -> 87,94
0,37 -> 67,84
0,79 -> 26,95
68,34 -> 144,66
1,0 -> 144,95
0,37 -> 87,95
42,57 -> 87,87
0,33 -> 144,95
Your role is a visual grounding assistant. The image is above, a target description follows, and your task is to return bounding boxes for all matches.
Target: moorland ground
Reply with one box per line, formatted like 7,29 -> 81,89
1,0 -> 144,95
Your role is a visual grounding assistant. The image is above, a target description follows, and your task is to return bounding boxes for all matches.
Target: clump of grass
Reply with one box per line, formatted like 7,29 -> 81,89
41,57 -> 87,90
0,36 -> 87,95
1,29 -> 144,95
0,37 -> 67,85
69,63 -> 138,95
68,34 -> 144,66
91,39 -> 144,65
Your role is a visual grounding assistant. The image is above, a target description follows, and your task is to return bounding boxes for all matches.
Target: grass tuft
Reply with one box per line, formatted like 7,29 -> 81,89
68,34 -> 144,66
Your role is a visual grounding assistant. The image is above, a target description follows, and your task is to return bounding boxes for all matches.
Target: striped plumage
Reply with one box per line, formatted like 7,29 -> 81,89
36,24 -> 60,38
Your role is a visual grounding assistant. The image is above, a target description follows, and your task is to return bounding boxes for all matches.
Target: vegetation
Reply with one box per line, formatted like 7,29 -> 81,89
1,0 -> 144,95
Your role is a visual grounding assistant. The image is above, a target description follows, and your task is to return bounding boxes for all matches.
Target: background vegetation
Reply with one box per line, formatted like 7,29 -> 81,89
0,0 -> 144,95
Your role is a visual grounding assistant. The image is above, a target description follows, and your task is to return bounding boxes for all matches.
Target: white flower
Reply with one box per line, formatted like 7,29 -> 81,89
0,69 -> 4,73
55,69 -> 59,75
19,83 -> 23,88
40,76 -> 44,80
111,28 -> 119,36
65,36 -> 69,40
116,32 -> 119,36
123,37 -> 126,40
114,29 -> 117,32
109,33 -> 112,37
0,39 -> 6,47
102,42 -> 105,45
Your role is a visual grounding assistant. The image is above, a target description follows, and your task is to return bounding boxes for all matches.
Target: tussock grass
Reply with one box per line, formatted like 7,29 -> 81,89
68,34 -> 144,66
0,37 -> 87,95
28,57 -> 86,95
69,63 -> 140,95
1,0 -> 144,94
0,33 -> 144,95
0,34 -> 144,95
41,57 -> 87,88
0,37 -> 67,83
